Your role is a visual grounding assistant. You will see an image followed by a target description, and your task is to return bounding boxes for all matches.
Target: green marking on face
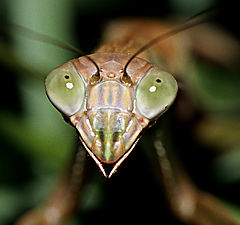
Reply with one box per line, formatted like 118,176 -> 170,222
45,62 -> 85,116
136,66 -> 178,119
90,110 -> 131,163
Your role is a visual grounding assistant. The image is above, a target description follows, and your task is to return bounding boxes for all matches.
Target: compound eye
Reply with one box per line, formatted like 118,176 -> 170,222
45,62 -> 85,116
135,67 -> 178,119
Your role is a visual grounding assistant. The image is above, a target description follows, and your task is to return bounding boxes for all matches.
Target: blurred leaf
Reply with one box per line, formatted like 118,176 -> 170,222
0,188 -> 22,224
169,0 -> 215,14
190,61 -> 240,113
213,146 -> 240,183
194,116 -> 240,150
8,0 -> 76,72
223,200 -> 240,222
0,79 -> 75,170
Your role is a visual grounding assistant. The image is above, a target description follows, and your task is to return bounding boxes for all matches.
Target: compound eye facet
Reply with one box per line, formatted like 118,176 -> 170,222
135,67 -> 178,119
45,62 -> 85,116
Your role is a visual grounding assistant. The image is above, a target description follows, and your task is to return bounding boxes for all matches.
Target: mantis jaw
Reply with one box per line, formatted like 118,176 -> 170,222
75,109 -> 144,177
80,134 -> 140,178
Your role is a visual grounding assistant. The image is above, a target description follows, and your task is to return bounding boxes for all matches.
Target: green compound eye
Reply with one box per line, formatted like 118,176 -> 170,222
136,67 -> 178,119
45,62 -> 85,116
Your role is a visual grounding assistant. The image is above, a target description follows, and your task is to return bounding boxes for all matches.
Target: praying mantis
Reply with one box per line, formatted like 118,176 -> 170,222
1,3 -> 240,225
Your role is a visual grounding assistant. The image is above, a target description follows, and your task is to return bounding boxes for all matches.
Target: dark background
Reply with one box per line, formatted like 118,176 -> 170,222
0,0 -> 240,224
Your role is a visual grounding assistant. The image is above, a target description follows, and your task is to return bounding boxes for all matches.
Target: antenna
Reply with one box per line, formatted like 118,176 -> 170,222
123,8 -> 219,79
1,21 -> 100,76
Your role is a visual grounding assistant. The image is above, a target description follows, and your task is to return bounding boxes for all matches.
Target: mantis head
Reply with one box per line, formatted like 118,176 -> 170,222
45,53 -> 177,177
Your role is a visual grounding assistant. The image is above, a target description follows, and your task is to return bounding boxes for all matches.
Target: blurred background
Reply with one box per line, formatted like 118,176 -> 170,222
0,0 -> 240,224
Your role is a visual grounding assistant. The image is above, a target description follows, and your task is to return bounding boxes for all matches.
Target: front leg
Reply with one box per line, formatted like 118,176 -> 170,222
154,138 -> 239,225
15,146 -> 88,225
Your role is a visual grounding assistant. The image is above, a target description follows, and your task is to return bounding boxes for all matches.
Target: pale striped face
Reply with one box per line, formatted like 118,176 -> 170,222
79,79 -> 141,164
45,52 -> 177,177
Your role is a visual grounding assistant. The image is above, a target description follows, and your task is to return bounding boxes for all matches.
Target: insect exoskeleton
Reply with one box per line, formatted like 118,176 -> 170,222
45,52 -> 178,176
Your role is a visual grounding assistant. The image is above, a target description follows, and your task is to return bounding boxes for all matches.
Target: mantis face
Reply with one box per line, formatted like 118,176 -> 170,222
45,52 -> 177,177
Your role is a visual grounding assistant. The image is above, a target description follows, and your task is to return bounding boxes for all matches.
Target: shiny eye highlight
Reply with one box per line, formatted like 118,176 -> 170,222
45,62 -> 85,116
135,67 -> 178,119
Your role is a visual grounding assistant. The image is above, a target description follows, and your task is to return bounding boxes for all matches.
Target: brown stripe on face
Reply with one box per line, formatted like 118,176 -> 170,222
87,81 -> 132,111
